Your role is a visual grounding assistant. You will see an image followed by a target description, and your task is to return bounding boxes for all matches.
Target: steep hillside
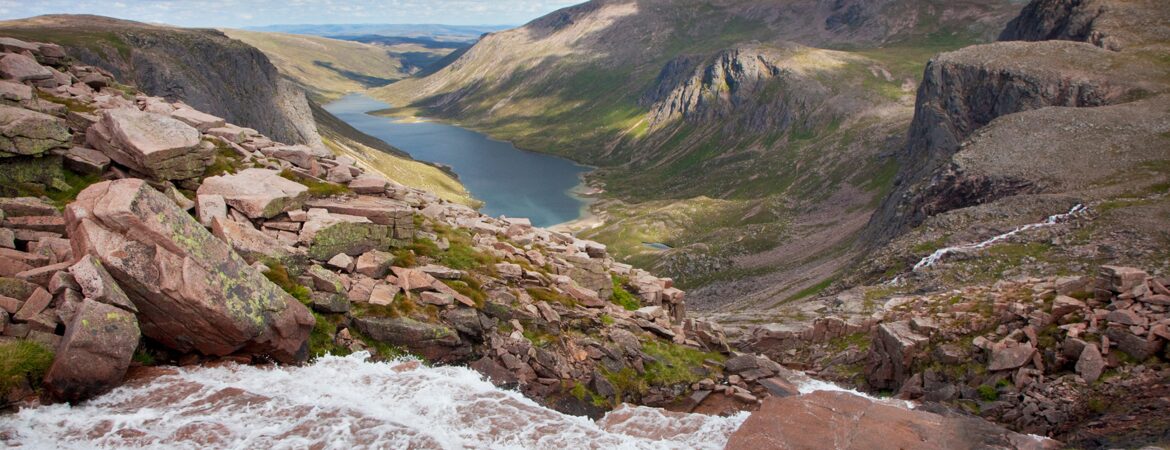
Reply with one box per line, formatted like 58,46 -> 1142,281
310,102 -> 477,206
0,15 -> 323,148
726,1 -> 1170,445
375,0 -> 1026,308
220,29 -> 410,102
858,0 -> 1170,280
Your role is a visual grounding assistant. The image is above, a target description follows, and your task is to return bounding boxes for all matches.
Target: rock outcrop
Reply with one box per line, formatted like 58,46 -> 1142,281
726,391 -> 1058,450
85,109 -> 211,180
67,179 -> 314,362
0,15 -> 324,149
0,105 -> 70,156
42,299 -> 139,402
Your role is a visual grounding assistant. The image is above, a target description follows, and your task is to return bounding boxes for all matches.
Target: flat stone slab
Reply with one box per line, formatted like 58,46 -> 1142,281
198,168 -> 309,219
86,109 -> 209,180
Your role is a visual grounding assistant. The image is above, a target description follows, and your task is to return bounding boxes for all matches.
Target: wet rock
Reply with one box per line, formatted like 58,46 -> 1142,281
758,377 -> 800,398
726,391 -> 1058,450
0,105 -> 71,157
197,169 -> 308,219
43,299 -> 140,403
66,179 -> 314,363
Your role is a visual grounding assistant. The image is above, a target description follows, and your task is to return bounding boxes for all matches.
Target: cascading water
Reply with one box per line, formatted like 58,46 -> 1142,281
0,353 -> 747,450
884,204 -> 1088,286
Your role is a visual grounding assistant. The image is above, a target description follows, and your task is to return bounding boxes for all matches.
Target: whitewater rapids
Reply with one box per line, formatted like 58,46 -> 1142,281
0,353 -> 748,449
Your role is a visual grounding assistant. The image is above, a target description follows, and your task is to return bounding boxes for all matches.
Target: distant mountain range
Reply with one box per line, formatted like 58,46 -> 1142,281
243,23 -> 513,43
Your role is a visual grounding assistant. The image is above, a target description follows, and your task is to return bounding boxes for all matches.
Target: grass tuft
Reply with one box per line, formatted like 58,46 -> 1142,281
0,341 -> 54,397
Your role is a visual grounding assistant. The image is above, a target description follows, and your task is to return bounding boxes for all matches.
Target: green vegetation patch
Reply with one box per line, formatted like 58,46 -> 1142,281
641,340 -> 724,386
262,262 -> 311,305
526,287 -> 578,308
610,277 -> 640,311
0,340 -> 54,398
279,168 -> 352,197
0,156 -> 103,209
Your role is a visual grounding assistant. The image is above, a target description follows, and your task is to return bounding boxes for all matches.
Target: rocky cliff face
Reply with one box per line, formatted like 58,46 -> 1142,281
641,44 -> 847,134
0,15 -> 323,149
863,0 -> 1170,246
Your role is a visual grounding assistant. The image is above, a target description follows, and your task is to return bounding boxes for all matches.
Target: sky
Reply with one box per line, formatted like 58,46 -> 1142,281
0,0 -> 584,28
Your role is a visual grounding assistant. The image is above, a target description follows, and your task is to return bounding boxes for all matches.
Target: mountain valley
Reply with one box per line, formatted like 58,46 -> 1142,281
0,0 -> 1168,448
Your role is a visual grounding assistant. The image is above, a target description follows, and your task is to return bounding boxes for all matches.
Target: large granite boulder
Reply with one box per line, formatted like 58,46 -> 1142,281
86,109 -> 211,180
197,168 -> 308,219
726,391 -> 1059,450
0,105 -> 71,157
43,299 -> 140,403
65,179 -> 314,363
0,53 -> 52,82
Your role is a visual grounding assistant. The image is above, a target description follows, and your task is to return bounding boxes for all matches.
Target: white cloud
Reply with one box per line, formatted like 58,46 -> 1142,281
0,0 -> 584,27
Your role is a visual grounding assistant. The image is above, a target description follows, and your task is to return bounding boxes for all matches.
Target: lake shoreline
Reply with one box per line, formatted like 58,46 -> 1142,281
326,94 -> 593,228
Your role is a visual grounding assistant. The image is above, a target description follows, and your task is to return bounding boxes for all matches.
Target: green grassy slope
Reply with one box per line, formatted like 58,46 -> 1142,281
374,0 -> 1025,303
221,29 -> 412,102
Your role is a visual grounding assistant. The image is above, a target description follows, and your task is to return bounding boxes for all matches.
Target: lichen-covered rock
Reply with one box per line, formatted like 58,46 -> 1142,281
0,105 -> 71,157
85,109 -> 210,180
352,315 -> 464,362
197,169 -> 308,219
66,179 -> 314,363
43,299 -> 140,403
304,220 -> 406,260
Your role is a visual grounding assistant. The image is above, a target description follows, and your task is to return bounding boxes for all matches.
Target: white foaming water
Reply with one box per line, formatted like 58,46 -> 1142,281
0,353 -> 748,450
795,378 -> 914,409
910,204 -> 1086,273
